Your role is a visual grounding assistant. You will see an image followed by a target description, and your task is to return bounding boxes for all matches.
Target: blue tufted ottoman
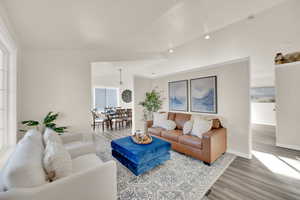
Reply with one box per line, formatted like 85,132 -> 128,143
111,136 -> 171,176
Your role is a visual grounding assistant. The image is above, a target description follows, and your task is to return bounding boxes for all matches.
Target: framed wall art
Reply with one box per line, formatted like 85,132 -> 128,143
168,80 -> 188,112
190,76 -> 217,113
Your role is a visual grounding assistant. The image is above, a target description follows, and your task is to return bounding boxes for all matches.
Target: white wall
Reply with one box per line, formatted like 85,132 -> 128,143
133,75 -> 152,132
251,103 -> 276,126
148,0 -> 300,87
19,51 -> 92,133
150,59 -> 251,158
91,62 -> 133,109
275,62 -> 300,151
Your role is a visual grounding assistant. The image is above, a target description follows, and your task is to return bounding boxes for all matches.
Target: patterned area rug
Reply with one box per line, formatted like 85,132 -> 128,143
94,129 -> 235,200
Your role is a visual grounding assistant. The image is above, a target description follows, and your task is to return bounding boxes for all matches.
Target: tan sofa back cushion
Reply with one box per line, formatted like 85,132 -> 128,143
173,113 -> 191,130
168,112 -> 176,121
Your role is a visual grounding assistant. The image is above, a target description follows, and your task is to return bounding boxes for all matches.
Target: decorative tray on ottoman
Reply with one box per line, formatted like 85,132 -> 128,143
131,134 -> 152,144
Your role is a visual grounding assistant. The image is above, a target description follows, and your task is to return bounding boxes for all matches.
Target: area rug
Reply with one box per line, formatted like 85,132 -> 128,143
94,130 -> 235,200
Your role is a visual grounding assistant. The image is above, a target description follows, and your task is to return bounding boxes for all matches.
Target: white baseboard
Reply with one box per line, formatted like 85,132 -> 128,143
227,149 -> 252,159
276,143 -> 300,151
252,123 -> 276,127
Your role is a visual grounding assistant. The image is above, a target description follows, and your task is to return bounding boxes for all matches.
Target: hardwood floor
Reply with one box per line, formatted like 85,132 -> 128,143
207,124 -> 300,200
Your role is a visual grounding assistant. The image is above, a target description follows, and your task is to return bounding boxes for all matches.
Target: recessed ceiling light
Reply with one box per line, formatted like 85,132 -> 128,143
168,49 -> 174,53
204,34 -> 210,40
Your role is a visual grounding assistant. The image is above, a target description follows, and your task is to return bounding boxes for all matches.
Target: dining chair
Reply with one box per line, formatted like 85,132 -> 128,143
123,109 -> 132,128
111,109 -> 124,129
91,110 -> 109,131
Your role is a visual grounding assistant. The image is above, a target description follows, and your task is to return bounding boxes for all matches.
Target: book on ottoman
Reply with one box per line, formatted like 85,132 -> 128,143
111,136 -> 171,175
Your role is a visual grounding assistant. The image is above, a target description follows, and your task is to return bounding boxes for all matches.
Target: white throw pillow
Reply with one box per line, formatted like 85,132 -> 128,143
1,137 -> 47,190
152,112 -> 168,128
43,141 -> 72,181
191,119 -> 212,138
43,128 -> 63,145
183,120 -> 193,134
23,129 -> 44,149
159,120 -> 176,131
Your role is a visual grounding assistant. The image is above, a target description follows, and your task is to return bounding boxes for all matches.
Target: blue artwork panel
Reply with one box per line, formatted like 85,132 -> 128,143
190,76 -> 217,113
168,80 -> 188,111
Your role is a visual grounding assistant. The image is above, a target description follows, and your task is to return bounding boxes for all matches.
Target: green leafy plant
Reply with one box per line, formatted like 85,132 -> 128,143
139,89 -> 163,120
21,112 -> 68,133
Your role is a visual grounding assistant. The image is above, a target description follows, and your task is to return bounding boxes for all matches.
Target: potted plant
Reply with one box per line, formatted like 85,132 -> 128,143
20,111 -> 68,134
139,89 -> 163,132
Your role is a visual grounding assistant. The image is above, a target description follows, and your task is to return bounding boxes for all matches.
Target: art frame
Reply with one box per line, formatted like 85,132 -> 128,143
190,76 -> 218,114
251,87 -> 275,103
168,80 -> 188,112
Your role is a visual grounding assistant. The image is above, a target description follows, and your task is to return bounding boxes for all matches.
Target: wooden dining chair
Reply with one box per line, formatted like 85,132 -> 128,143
111,109 -> 124,129
91,110 -> 109,132
123,109 -> 132,127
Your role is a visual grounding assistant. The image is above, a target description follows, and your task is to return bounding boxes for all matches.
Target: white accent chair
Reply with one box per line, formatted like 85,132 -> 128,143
60,132 -> 97,159
0,130 -> 117,200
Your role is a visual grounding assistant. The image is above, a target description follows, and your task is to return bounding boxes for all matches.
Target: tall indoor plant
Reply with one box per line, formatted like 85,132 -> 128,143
139,89 -> 163,121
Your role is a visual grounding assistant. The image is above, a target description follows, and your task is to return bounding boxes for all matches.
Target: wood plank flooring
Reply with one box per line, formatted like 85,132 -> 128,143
207,124 -> 300,200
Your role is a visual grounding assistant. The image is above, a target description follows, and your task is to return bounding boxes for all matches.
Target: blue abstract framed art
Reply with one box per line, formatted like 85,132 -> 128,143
168,80 -> 188,112
190,76 -> 217,114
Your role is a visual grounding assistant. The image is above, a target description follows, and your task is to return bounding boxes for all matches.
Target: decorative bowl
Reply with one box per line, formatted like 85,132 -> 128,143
131,134 -> 152,144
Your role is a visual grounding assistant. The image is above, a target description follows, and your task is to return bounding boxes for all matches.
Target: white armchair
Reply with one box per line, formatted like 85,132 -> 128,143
60,132 -> 97,159
0,160 -> 117,200
0,130 -> 117,200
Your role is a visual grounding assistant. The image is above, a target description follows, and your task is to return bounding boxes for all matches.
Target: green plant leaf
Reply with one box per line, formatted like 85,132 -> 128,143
45,123 -> 56,128
43,112 -> 59,124
139,89 -> 163,113
53,126 -> 68,133
21,120 -> 39,126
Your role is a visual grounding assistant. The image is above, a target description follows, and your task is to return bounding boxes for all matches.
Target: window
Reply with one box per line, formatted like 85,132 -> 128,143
94,88 -> 119,111
0,19 -> 17,154
0,48 -> 8,150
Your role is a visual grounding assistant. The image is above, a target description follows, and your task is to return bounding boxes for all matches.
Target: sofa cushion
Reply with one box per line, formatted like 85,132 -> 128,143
161,130 -> 183,142
23,129 -> 44,149
43,140 -> 72,181
168,112 -> 176,121
44,128 -> 63,145
191,118 -> 212,138
212,119 -> 221,129
72,154 -> 103,173
64,141 -> 96,159
153,112 -> 168,128
148,127 -> 164,136
1,136 -> 47,190
174,113 -> 191,130
179,135 -> 203,149
160,120 -> 176,131
183,120 -> 193,134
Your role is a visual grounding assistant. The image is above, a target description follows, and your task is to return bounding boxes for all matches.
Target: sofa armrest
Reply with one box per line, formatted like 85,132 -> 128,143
0,161 -> 117,200
202,128 -> 227,163
146,120 -> 153,128
60,132 -> 83,144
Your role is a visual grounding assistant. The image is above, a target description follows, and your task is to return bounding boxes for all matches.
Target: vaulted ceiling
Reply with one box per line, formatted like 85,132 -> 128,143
2,0 -> 287,55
